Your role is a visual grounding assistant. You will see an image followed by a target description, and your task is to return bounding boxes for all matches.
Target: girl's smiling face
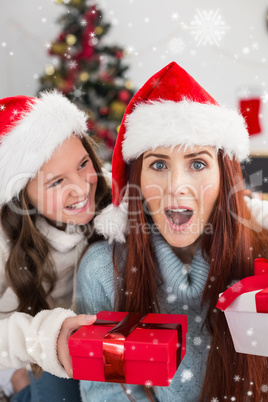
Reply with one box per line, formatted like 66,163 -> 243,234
140,145 -> 220,249
26,135 -> 98,227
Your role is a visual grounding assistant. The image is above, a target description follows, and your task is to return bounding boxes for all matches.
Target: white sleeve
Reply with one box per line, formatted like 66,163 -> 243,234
0,368 -> 15,397
244,196 -> 268,230
0,308 -> 76,378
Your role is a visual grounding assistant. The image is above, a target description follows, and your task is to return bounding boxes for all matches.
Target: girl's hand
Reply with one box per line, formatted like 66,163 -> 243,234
57,314 -> 96,377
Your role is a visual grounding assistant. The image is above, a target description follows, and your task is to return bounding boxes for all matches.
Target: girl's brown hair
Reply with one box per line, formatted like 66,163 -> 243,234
114,150 -> 268,401
1,134 -> 111,316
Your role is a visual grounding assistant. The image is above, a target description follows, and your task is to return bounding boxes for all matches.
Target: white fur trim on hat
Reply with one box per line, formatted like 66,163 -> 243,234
94,202 -> 128,243
122,100 -> 249,162
0,91 -> 88,205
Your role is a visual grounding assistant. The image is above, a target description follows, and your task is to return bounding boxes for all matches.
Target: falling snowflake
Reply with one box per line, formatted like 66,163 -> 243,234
247,391 -> 253,396
126,45 -> 135,54
0,105 -> 6,111
251,340 -> 257,347
145,380 -> 153,387
234,375 -> 241,382
131,266 -> 137,273
44,42 -> 52,50
243,47 -> 250,55
171,12 -> 179,21
238,87 -> 250,98
80,18 -> 87,26
251,42 -> 259,50
244,156 -> 252,164
187,9 -> 229,46
211,398 -> 219,402
68,60 -> 78,69
246,328 -> 254,337
166,294 -> 177,303
229,280 -> 243,293
261,384 -> 268,393
180,369 -> 193,383
193,337 -> 202,346
70,86 -> 85,100
261,91 -> 268,104
168,37 -> 185,54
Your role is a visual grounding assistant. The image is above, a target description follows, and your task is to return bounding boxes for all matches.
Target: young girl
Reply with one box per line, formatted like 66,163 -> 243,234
0,91 -> 110,401
77,62 -> 268,401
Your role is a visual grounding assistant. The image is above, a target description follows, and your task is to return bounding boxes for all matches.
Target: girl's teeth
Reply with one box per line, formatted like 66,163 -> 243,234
67,197 -> 88,209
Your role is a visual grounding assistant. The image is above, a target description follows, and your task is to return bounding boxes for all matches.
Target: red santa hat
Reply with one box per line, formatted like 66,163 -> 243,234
94,61 -> 249,243
0,91 -> 88,205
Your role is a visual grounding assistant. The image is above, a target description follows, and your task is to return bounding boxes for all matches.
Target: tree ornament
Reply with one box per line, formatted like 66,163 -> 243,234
66,34 -> 77,46
118,89 -> 131,103
50,41 -> 68,55
79,71 -> 90,82
109,101 -> 127,120
95,26 -> 103,35
45,64 -> 56,76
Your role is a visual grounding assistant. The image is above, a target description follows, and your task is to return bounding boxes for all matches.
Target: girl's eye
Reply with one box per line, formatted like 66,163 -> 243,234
49,178 -> 63,188
192,161 -> 206,170
151,161 -> 167,171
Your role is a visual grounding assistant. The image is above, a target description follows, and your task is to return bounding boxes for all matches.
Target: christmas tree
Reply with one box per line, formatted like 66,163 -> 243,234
38,0 -> 135,162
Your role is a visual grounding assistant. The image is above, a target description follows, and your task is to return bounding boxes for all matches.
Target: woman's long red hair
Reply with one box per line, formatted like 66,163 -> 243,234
113,150 -> 268,401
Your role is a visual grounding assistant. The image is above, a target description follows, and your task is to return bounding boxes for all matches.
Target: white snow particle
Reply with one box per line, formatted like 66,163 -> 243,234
246,328 -> 254,337
145,380 -> 153,387
261,384 -> 268,393
166,294 -> 177,303
171,12 -> 179,21
180,369 -> 193,383
168,37 -> 185,54
187,9 -> 229,46
193,337 -> 202,346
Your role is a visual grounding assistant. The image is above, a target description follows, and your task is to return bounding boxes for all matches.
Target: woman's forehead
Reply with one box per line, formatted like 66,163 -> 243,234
143,144 -> 217,157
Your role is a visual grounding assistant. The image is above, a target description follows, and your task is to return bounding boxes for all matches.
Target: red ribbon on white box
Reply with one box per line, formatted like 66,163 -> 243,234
216,258 -> 268,313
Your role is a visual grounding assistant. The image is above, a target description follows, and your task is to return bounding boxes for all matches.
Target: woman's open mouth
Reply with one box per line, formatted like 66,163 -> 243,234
165,207 -> 194,227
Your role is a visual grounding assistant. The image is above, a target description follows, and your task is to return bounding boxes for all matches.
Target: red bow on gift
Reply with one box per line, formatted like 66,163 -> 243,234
216,258 -> 268,313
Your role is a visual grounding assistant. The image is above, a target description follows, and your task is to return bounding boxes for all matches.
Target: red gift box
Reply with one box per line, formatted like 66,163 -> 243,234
68,311 -> 187,386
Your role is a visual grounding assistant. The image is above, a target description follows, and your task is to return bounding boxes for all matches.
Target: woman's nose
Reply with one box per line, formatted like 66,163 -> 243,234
167,169 -> 191,196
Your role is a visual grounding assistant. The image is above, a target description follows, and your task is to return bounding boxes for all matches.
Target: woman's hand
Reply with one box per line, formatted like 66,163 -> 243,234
57,314 -> 96,377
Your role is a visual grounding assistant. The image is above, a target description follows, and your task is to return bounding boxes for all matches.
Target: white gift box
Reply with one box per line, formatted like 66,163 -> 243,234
221,290 -> 268,357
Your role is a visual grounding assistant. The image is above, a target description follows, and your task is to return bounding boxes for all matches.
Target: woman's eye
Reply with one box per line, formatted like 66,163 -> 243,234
151,161 -> 166,170
80,159 -> 89,169
192,161 -> 206,170
49,178 -> 63,188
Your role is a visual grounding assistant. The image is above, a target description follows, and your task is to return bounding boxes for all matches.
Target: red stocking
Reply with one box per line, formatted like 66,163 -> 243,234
239,98 -> 262,136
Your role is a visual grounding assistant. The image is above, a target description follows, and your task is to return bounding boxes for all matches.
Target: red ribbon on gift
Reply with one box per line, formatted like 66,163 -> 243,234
216,258 -> 268,313
94,313 -> 183,383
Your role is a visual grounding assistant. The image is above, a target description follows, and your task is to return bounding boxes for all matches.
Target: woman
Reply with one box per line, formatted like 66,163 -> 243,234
77,62 -> 268,401
0,91 -> 110,401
